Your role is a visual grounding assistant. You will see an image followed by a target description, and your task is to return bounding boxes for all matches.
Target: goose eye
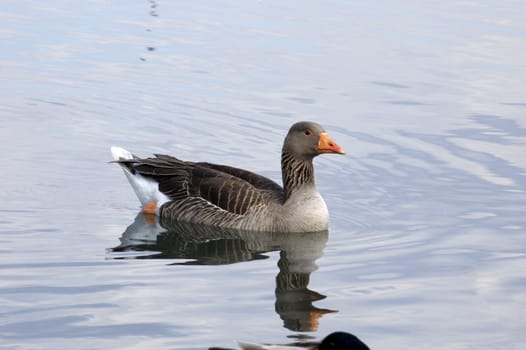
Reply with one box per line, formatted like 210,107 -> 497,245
304,129 -> 312,136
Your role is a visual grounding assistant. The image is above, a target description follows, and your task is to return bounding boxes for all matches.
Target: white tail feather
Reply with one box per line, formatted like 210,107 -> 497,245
111,146 -> 170,213
111,146 -> 134,161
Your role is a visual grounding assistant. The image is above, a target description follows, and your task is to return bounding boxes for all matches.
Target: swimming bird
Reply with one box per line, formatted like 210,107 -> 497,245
237,331 -> 369,350
111,121 -> 345,232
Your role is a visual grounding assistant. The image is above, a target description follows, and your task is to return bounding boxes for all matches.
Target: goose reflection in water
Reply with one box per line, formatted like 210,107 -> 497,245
111,213 -> 337,331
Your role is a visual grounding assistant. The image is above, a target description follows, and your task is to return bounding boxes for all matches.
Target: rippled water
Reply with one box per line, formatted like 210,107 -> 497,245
1,1 -> 525,349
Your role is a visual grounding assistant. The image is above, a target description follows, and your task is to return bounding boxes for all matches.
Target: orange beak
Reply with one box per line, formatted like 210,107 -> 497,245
318,132 -> 346,155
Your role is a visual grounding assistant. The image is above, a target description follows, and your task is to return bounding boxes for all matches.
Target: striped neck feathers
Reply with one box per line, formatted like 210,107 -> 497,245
281,150 -> 315,201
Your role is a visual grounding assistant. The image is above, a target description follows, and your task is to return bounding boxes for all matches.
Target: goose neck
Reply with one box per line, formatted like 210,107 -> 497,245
281,151 -> 315,201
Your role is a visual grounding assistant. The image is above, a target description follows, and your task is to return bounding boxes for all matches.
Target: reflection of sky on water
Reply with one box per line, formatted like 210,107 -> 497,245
0,1 -> 525,349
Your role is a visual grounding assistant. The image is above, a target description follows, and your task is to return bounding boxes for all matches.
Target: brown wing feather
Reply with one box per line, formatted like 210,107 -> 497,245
195,162 -> 283,195
195,176 -> 264,215
190,165 -> 268,215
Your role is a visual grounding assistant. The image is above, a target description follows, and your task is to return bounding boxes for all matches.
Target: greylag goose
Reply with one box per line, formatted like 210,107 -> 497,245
111,121 -> 345,232
237,331 -> 369,350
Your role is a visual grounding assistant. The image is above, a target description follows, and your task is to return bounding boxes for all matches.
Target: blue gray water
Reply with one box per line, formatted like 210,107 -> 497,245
1,1 -> 525,349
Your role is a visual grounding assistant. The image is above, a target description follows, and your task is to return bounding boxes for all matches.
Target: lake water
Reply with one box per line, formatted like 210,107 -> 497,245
1,1 -> 525,349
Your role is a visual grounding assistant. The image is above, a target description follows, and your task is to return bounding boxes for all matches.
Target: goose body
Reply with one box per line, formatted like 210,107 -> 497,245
111,121 -> 345,232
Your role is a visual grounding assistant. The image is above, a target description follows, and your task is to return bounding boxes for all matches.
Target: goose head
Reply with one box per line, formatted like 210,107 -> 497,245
282,121 -> 346,160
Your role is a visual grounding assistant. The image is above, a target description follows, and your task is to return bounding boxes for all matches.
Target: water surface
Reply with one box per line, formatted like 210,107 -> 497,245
1,1 -> 525,349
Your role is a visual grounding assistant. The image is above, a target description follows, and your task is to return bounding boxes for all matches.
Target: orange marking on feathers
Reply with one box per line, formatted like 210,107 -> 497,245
143,202 -> 157,215
143,213 -> 156,225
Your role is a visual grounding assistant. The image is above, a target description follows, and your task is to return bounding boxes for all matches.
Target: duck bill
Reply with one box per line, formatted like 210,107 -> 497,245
318,132 -> 346,155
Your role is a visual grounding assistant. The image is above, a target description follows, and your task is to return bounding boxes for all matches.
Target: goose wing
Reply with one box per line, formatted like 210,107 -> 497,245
195,162 -> 283,196
117,154 -> 279,215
